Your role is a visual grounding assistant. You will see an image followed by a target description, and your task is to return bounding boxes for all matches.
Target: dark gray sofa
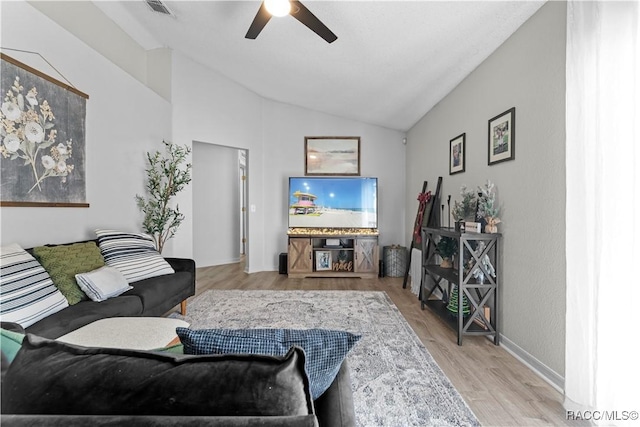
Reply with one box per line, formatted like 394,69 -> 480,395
1,329 -> 356,427
1,241 -> 357,426
1,331 -> 356,427
21,240 -> 196,339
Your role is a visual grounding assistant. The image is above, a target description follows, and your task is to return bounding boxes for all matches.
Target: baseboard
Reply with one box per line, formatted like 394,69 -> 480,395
499,334 -> 564,393
199,257 -> 241,268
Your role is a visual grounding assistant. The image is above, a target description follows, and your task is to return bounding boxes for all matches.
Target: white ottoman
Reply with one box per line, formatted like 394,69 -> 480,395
56,317 -> 189,350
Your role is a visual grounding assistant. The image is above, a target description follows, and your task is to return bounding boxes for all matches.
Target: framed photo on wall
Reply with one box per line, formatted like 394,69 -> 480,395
305,136 -> 360,176
449,133 -> 465,175
488,107 -> 516,165
315,251 -> 332,271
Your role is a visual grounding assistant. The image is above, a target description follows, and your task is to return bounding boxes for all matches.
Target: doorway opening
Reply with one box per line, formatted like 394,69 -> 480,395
192,142 -> 248,270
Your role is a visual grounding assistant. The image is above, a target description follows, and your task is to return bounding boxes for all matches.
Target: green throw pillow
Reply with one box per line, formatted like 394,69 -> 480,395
1,328 -> 25,363
32,242 -> 105,305
152,343 -> 184,354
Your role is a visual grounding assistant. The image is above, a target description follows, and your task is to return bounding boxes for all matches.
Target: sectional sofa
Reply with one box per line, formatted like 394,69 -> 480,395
0,234 -> 357,426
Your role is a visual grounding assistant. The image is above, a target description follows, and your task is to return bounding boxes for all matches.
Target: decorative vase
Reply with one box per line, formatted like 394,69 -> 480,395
440,257 -> 453,269
484,217 -> 500,233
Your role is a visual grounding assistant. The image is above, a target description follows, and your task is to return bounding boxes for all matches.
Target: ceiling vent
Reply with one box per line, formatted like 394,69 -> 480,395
146,0 -> 174,16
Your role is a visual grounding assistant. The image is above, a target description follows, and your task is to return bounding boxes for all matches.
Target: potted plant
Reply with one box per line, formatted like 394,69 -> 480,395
477,180 -> 501,233
435,236 -> 457,268
135,141 -> 192,254
451,185 -> 477,231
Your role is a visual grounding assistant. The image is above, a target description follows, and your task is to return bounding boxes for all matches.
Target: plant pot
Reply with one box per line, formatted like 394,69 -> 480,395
440,257 -> 453,269
485,224 -> 498,233
454,221 -> 465,232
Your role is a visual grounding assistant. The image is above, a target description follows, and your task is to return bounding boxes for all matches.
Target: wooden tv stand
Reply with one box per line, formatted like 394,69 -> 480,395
287,229 -> 379,279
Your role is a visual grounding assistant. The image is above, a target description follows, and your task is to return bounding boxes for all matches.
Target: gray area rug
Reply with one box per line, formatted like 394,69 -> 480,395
170,290 -> 479,427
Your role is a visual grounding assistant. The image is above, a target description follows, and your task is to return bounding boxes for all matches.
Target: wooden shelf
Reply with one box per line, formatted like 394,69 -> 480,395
421,299 -> 492,334
420,226 -> 500,345
424,265 -> 458,283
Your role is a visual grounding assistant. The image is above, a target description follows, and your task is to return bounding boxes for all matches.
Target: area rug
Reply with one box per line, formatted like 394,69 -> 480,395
170,290 -> 479,427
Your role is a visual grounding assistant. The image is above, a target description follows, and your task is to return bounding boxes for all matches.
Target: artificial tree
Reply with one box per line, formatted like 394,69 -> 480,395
451,185 -> 477,223
135,141 -> 192,254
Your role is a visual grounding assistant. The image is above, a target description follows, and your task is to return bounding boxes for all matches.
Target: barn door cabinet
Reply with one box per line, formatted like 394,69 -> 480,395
287,233 -> 378,279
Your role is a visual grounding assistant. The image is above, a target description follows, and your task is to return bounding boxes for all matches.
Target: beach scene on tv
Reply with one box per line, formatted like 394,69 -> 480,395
288,177 -> 377,228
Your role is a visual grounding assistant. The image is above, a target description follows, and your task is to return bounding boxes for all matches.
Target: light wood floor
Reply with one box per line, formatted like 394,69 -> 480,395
187,261 -> 585,427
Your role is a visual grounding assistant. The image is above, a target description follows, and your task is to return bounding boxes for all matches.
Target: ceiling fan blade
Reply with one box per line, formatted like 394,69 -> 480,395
245,2 -> 272,39
290,0 -> 337,43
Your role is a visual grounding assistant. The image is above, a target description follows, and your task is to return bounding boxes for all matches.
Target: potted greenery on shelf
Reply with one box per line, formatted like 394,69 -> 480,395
435,236 -> 457,269
135,141 -> 192,254
477,180 -> 501,233
451,185 -> 477,230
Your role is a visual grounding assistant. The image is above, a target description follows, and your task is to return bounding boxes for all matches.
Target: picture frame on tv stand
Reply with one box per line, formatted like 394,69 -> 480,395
315,251 -> 332,271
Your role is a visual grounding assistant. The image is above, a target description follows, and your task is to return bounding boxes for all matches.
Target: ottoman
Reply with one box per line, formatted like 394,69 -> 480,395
56,317 -> 189,350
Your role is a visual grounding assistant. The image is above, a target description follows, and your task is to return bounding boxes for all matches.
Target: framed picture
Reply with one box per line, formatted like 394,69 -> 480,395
315,250 -> 332,271
305,136 -> 360,176
0,54 -> 89,207
449,133 -> 465,175
488,107 -> 516,165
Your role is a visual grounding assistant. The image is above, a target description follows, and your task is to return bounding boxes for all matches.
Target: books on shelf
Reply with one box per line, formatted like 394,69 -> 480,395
472,306 -> 491,329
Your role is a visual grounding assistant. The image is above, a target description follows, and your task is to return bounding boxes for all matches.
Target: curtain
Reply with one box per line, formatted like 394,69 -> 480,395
565,0 -> 640,418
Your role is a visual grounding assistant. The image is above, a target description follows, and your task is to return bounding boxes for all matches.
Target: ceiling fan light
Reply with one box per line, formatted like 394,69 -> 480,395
264,0 -> 291,17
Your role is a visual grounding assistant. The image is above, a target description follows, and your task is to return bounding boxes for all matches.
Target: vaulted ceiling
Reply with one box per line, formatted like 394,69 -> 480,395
96,1 -> 545,131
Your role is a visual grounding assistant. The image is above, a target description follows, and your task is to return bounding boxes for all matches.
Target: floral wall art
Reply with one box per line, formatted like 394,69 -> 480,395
0,54 -> 88,207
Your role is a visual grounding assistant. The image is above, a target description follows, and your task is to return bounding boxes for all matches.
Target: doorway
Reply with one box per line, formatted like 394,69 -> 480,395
192,142 -> 248,268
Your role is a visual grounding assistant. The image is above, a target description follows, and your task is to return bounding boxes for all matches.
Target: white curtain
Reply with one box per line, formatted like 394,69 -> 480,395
565,0 -> 640,421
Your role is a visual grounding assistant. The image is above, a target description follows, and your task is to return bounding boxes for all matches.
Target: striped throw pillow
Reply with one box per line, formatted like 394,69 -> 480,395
95,230 -> 174,283
0,243 -> 69,328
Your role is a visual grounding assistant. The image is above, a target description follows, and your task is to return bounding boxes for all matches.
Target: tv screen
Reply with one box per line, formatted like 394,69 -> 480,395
288,177 -> 378,229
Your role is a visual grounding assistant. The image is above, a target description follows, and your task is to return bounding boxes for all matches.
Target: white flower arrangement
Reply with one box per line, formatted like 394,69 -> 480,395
0,76 -> 74,193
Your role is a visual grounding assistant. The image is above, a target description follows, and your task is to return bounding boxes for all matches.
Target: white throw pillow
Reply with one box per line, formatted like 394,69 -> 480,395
0,243 -> 69,327
75,266 -> 133,302
95,229 -> 175,283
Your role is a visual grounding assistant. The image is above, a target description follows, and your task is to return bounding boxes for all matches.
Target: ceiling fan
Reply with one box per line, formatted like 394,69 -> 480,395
245,0 -> 338,43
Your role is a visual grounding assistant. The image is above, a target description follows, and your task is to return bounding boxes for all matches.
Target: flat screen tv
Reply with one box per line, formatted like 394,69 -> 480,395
288,177 -> 378,229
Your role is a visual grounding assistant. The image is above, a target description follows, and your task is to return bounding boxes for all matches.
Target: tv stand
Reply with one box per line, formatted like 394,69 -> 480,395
287,229 -> 379,278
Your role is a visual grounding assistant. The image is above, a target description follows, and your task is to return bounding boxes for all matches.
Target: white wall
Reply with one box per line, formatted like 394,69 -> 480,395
262,102 -> 408,268
8,2 -> 407,273
27,1 -> 148,88
406,1 -> 566,383
0,1 -> 171,249
192,142 -> 241,267
171,53 -> 407,272
170,52 -> 264,272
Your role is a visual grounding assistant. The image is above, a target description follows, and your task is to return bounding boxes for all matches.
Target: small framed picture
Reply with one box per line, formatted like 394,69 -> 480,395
449,133 -> 465,175
315,251 -> 332,271
488,107 -> 516,165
